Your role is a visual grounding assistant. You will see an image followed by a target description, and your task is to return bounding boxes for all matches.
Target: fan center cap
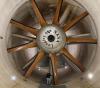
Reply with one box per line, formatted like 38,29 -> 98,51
37,25 -> 66,53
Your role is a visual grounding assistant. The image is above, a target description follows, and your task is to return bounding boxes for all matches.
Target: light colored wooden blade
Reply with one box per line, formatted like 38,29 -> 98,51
23,59 -> 34,70
66,37 -> 97,44
68,33 -> 91,38
59,5 -> 72,24
67,6 -> 79,22
53,0 -> 63,24
25,50 -> 45,77
61,48 -> 84,72
64,11 -> 89,32
31,0 -> 47,26
10,19 -> 38,35
7,42 -> 37,53
22,54 -> 38,70
49,53 -> 58,85
12,34 -> 35,41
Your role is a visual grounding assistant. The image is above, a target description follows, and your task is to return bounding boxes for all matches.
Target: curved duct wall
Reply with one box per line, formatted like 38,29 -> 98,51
0,0 -> 100,88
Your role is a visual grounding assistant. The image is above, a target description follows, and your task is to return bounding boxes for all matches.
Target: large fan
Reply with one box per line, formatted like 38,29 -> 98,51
7,0 -> 97,85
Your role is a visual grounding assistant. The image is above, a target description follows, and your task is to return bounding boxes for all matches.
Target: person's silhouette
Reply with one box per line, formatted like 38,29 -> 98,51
46,73 -> 52,85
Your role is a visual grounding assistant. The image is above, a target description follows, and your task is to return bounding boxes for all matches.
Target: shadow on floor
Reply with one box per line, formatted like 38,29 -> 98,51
38,77 -> 66,88
39,84 -> 66,88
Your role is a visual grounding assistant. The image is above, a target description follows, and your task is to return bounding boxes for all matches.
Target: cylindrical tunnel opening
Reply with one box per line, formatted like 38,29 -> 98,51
0,0 -> 99,88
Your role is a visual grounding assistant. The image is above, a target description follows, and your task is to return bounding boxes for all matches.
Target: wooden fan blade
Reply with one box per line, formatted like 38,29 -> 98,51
53,0 -> 63,24
59,5 -> 72,24
12,34 -> 34,41
49,53 -> 58,85
31,0 -> 47,26
25,50 -> 45,77
64,11 -> 89,32
22,54 -> 38,70
23,59 -> 34,70
69,33 -> 91,38
7,42 -> 37,53
66,37 -> 97,44
10,19 -> 38,35
61,48 -> 85,72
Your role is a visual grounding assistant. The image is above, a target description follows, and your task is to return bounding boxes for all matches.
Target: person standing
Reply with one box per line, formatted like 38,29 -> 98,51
46,73 -> 52,85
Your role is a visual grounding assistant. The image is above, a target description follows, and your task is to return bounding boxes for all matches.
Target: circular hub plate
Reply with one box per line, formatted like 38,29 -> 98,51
37,25 -> 66,53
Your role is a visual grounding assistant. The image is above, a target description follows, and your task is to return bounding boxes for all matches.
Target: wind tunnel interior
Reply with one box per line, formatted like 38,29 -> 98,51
0,0 -> 99,88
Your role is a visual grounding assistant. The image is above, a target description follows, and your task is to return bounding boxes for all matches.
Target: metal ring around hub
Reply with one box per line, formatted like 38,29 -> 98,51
37,25 -> 66,53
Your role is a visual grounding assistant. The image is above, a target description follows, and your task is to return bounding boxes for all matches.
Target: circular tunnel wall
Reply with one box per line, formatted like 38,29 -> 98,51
0,0 -> 99,88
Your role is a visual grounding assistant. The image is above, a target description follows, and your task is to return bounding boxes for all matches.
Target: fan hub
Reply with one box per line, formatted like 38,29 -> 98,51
37,25 -> 66,53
